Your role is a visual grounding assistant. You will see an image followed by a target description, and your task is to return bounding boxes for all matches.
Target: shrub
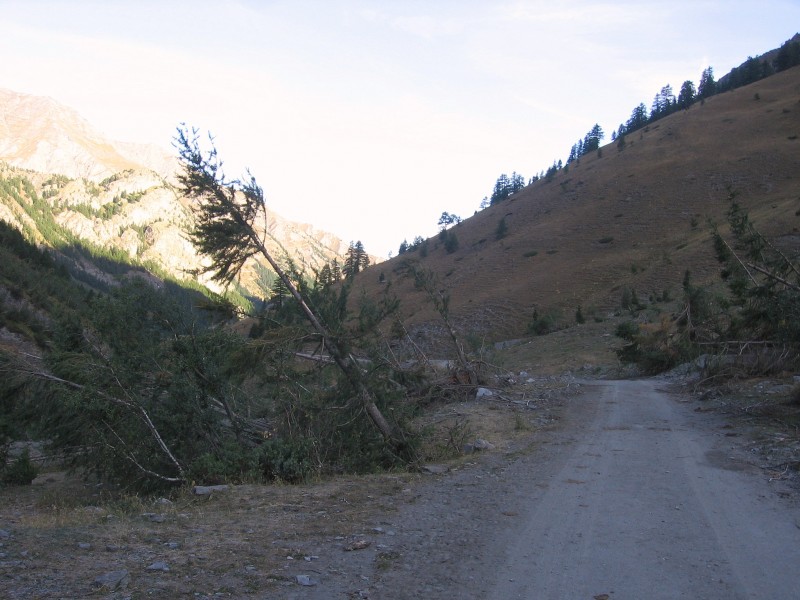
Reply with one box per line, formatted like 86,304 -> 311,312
258,438 -> 313,483
791,384 -> 800,406
527,308 -> 560,335
189,445 -> 260,485
495,217 -> 508,240
615,321 -> 639,340
620,287 -> 642,312
444,231 -> 459,254
2,449 -> 38,485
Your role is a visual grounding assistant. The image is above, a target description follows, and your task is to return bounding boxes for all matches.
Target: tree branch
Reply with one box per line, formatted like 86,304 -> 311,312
746,262 -> 800,291
18,367 -> 186,482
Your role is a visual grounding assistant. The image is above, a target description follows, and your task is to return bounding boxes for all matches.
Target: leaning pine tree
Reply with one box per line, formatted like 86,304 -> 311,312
174,126 -> 403,452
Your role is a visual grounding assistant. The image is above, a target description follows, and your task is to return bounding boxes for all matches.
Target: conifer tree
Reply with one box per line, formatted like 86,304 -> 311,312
343,240 -> 369,279
698,67 -> 716,99
677,80 -> 696,109
175,127 -> 399,448
626,103 -> 649,132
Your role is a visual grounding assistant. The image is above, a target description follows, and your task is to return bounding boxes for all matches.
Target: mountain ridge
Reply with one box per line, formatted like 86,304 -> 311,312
0,87 -> 369,298
0,87 -> 174,181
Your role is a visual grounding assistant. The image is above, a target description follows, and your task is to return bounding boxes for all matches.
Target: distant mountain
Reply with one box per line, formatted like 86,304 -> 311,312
0,88 -> 360,299
0,87 -> 176,181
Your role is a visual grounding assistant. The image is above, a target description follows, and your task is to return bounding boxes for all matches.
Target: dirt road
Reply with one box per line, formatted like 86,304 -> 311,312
366,379 -> 800,599
3,378 -> 798,598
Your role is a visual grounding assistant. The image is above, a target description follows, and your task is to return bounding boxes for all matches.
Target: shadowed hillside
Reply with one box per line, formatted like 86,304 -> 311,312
357,66 -> 800,344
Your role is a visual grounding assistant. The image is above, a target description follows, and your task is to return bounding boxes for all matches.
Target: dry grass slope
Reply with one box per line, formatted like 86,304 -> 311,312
357,66 -> 800,343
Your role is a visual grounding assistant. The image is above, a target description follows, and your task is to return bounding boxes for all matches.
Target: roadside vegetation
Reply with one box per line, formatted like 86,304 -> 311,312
615,193 -> 800,378
0,131 -> 491,494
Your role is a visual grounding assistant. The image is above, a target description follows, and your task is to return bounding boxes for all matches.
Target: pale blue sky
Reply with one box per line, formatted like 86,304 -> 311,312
2,1 -> 798,257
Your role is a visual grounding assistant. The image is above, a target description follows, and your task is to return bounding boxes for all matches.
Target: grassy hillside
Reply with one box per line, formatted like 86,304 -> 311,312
357,66 -> 800,344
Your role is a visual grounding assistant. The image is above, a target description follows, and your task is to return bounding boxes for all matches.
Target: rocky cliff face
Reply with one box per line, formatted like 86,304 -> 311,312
0,87 -> 167,181
0,88 -> 361,298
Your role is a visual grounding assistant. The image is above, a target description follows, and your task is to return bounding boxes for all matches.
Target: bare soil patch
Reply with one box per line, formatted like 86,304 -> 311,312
682,375 -> 800,490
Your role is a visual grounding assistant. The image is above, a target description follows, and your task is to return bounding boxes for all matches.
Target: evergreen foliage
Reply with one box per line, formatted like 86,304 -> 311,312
774,38 -> 800,71
677,80 -> 696,109
437,212 -> 461,229
343,241 -> 369,278
489,172 -> 525,205
626,103 -> 649,132
1,449 -> 37,485
175,125 -> 415,468
443,230 -> 459,253
398,236 -> 426,255
698,66 -> 717,99
650,84 -> 676,121
568,124 -> 604,163
720,57 -> 774,92
495,217 -> 508,240
712,199 -> 800,349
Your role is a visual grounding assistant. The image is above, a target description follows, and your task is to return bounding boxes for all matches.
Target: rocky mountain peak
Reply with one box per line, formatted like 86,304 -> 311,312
0,87 -> 176,181
0,87 -> 365,298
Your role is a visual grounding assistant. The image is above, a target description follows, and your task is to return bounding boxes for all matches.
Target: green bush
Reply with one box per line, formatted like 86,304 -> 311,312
258,438 -> 313,483
2,449 -> 38,485
615,321 -> 639,340
188,443 -> 260,485
620,287 -> 643,312
527,308 -> 560,335
495,217 -> 508,240
444,231 -> 459,254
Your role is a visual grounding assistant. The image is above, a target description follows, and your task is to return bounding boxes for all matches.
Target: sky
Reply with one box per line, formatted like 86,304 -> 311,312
2,1 -> 798,257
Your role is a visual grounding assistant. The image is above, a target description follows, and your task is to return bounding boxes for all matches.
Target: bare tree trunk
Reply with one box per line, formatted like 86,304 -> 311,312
411,267 -> 478,386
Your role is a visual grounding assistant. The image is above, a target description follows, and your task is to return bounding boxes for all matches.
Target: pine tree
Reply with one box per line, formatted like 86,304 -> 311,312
490,174 -> 510,205
343,241 -> 369,279
775,38 -> 800,72
581,124 -> 604,155
677,80 -> 696,109
698,67 -> 716,99
651,85 -> 675,120
626,103 -> 649,132
510,172 -> 525,194
495,217 -> 508,240
438,212 -> 461,230
175,127 -> 400,448
567,143 -> 578,164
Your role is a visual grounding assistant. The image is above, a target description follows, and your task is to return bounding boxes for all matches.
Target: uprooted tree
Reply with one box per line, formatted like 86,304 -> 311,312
710,198 -> 800,362
617,195 -> 800,374
175,126 -> 407,454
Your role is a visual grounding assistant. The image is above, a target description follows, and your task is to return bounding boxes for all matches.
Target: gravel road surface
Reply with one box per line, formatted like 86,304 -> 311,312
366,379 -> 800,600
